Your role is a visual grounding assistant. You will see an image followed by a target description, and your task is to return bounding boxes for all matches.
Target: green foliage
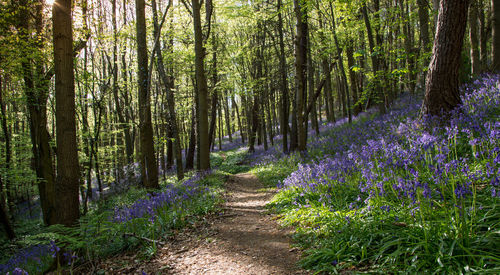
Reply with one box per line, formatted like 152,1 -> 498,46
213,149 -> 251,174
251,154 -> 299,188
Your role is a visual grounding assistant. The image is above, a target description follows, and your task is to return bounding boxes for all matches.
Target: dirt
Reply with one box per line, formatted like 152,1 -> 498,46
143,172 -> 305,275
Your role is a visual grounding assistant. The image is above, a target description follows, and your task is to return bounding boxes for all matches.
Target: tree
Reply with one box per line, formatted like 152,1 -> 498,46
294,0 -> 308,152
277,0 -> 289,153
52,0 -> 80,226
151,0 -> 184,180
421,0 -> 470,116
192,0 -> 210,170
136,0 -> 159,188
493,0 -> 500,71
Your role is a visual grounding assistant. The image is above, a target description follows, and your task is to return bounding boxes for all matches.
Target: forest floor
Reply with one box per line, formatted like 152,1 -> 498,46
93,173 -> 305,274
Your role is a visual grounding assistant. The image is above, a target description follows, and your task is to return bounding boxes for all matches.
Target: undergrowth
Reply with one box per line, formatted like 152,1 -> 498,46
261,74 -> 500,274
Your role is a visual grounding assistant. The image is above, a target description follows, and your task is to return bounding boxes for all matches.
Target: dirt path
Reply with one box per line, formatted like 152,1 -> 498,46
145,172 -> 304,274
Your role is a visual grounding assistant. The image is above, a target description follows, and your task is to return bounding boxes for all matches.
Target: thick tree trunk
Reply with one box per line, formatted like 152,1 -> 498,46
192,0 -> 210,170
136,0 -> 159,188
52,0 -> 80,226
493,0 -> 500,71
418,0 -> 431,52
421,0 -> 469,116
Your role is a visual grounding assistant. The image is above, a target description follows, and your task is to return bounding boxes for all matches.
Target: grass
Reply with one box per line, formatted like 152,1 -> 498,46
258,76 -> 500,273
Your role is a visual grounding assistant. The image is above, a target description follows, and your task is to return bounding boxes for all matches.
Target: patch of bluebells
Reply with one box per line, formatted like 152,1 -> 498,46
280,74 -> 500,212
0,241 -> 79,274
113,171 -> 213,223
0,244 -> 51,274
248,110 -> 375,167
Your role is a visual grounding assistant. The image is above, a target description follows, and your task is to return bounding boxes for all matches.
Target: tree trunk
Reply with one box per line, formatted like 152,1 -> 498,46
152,0 -> 184,180
493,0 -> 500,71
185,106 -> 196,170
330,2 -> 351,123
192,0 -> 210,170
417,0 -> 431,87
0,182 -> 15,239
0,76 -> 13,214
232,96 -> 245,143
362,3 -> 385,114
278,0 -> 289,153
223,91 -> 232,142
469,2 -> 481,75
0,77 -> 15,239
18,0 -> 57,226
136,0 -> 159,188
294,0 -> 308,152
52,0 -> 80,226
421,0 -> 469,116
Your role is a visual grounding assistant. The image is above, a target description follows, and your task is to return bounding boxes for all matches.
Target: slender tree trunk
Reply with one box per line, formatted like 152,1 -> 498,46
0,178 -> 15,239
0,77 -> 15,239
479,3 -> 489,72
422,0 -> 470,116
232,97 -> 245,143
278,0 -> 289,153
362,3 -> 385,114
152,0 -> 183,179
136,0 -> 159,188
185,106 -> 196,170
469,2 -> 481,75
330,2 -> 351,123
294,0 -> 308,151
52,0 -> 80,226
417,0 -> 431,87
0,76 -> 13,214
223,91 -> 232,142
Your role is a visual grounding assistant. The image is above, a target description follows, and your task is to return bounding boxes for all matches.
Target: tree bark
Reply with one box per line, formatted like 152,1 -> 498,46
294,0 -> 308,152
421,0 -> 469,116
53,0 -> 80,226
362,3 -> 385,114
469,2 -> 481,75
192,0 -> 210,170
136,0 -> 159,188
278,0 -> 289,153
493,0 -> 500,71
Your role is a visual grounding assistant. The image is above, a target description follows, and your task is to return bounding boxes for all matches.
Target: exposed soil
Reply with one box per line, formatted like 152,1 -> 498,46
140,172 -> 305,274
